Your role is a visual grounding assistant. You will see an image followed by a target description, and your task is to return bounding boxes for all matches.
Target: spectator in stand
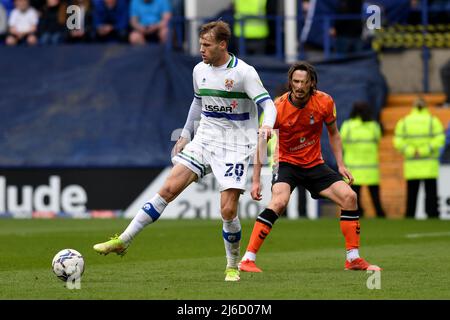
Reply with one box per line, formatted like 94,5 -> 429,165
30,0 -> 45,10
265,0 -> 280,55
330,0 -> 364,55
38,0 -> 67,44
129,0 -> 171,45
66,0 -> 93,43
168,0 -> 184,49
407,0 -> 421,25
428,0 -> 450,25
407,0 -> 449,25
93,0 -> 128,42
169,0 -> 182,17
6,0 -> 38,46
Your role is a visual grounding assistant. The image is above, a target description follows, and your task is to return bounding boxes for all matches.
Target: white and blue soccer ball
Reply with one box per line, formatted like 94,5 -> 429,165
52,249 -> 85,282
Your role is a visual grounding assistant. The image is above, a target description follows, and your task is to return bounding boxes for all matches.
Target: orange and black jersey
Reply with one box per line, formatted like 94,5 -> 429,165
273,91 -> 336,168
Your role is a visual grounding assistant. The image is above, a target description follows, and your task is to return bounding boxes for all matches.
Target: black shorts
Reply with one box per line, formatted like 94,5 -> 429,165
272,162 -> 343,199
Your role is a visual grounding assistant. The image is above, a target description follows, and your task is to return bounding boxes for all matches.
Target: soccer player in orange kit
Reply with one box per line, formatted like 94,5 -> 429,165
239,61 -> 381,272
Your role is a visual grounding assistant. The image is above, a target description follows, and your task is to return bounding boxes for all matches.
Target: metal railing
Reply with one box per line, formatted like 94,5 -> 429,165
166,14 -> 372,60
166,0 -> 449,92
166,14 -> 288,60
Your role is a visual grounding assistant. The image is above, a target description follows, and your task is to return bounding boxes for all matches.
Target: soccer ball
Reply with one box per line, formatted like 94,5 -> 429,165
52,249 -> 85,282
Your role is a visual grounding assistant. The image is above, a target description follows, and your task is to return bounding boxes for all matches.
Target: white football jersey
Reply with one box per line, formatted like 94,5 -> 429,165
192,54 -> 271,151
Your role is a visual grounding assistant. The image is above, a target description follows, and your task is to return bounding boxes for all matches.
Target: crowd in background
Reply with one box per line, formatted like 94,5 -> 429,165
0,0 -> 179,45
0,0 -> 449,51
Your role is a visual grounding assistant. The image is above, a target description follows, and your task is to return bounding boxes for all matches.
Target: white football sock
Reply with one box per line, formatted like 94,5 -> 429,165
242,251 -> 256,262
120,194 -> 168,244
346,249 -> 360,262
222,216 -> 241,269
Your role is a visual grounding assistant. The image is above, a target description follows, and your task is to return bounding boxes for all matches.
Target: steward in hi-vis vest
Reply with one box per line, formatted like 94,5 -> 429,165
341,101 -> 385,218
341,118 -> 381,186
393,98 -> 445,218
233,0 -> 269,40
233,0 -> 269,55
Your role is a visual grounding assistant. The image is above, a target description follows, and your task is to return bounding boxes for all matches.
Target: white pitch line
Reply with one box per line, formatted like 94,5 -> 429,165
405,231 -> 450,239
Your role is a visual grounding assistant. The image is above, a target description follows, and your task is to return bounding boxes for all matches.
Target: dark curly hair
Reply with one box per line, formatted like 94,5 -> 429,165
287,61 -> 318,96
349,101 -> 374,122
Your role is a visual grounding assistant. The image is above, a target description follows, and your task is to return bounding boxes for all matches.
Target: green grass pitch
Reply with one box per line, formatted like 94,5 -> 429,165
1,218 -> 449,299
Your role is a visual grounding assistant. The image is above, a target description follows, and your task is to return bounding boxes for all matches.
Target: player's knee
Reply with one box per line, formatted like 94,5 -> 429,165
158,185 -> 178,203
220,205 -> 236,220
342,190 -> 357,209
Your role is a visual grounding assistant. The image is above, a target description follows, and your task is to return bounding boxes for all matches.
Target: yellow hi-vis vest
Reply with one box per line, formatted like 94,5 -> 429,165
393,107 -> 445,180
234,0 -> 269,39
341,118 -> 381,185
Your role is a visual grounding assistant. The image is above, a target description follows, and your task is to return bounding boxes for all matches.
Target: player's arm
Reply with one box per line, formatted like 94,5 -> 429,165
244,67 -> 277,136
259,98 -> 276,137
244,67 -> 277,163
249,93 -> 277,200
171,96 -> 202,157
251,130 -> 266,201
251,99 -> 277,200
327,121 -> 354,185
253,128 -> 279,200
243,67 -> 277,200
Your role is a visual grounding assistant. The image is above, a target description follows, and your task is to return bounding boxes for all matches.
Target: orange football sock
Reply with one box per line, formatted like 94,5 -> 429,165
340,219 -> 360,250
246,221 -> 272,254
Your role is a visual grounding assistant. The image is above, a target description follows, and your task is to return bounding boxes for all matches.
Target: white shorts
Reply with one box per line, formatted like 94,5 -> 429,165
172,140 -> 252,192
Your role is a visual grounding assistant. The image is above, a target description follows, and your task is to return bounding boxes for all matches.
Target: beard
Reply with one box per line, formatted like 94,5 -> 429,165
295,91 -> 306,98
202,53 -> 217,65
290,89 -> 311,106
295,90 -> 309,100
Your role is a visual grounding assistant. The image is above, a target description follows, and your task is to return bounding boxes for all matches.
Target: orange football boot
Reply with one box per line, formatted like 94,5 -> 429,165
239,259 -> 263,273
345,258 -> 382,271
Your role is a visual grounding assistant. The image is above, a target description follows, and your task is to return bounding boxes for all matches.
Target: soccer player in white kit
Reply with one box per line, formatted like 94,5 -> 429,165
93,20 -> 277,282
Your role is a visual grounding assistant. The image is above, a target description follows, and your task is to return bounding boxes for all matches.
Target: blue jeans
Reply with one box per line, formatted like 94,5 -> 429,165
40,32 -> 64,45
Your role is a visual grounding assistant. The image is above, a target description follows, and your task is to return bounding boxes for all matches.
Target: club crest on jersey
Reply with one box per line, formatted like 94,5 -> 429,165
224,79 -> 234,91
309,113 -> 315,125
